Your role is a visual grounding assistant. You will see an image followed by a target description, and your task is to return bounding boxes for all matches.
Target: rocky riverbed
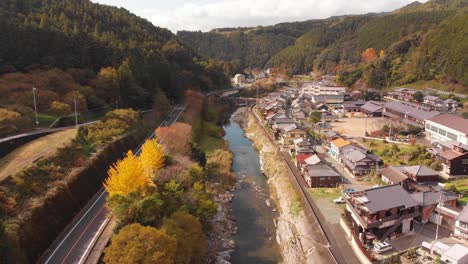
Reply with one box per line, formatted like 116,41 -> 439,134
241,108 -> 333,264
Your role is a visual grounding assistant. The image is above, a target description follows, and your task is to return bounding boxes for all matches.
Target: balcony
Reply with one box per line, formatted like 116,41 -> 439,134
346,200 -> 420,229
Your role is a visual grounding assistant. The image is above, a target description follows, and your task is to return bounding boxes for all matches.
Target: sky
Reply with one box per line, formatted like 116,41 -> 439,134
92,0 -> 428,33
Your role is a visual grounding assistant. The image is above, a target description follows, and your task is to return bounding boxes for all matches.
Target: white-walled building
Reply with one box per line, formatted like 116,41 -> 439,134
301,84 -> 346,95
425,114 -> 468,145
232,74 -> 246,86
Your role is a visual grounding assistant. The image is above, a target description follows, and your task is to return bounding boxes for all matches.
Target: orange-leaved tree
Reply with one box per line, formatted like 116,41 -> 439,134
139,139 -> 165,177
156,122 -> 193,156
104,150 -> 151,196
361,48 -> 378,63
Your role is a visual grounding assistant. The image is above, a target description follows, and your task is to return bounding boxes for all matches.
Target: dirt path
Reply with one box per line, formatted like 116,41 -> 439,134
0,129 -> 77,181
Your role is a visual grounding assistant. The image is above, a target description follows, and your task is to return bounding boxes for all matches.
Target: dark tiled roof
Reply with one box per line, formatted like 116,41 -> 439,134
361,101 -> 383,113
353,184 -> 419,213
410,191 -> 458,207
404,165 -> 438,177
381,167 -> 407,183
428,114 -> 468,135
306,163 -> 340,177
384,101 -> 440,121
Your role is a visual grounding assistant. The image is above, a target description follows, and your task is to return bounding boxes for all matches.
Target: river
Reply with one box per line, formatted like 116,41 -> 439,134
223,112 -> 281,264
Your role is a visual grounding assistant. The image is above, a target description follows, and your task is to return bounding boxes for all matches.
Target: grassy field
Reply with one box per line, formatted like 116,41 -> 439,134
446,179 -> 468,205
0,129 -> 77,181
359,139 -> 432,166
308,188 -> 341,199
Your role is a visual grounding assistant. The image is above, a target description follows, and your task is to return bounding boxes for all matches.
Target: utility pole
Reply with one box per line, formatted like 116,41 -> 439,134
431,191 -> 443,254
256,85 -> 259,105
32,87 -> 39,127
74,96 -> 78,128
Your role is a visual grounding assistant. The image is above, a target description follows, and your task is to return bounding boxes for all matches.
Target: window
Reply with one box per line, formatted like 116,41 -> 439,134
425,123 -> 430,130
320,177 -> 326,181
462,159 -> 468,165
438,128 -> 447,136
431,126 -> 438,133
447,132 -> 457,141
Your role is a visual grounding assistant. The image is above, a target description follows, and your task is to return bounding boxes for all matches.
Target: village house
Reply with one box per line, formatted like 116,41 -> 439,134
454,206 -> 468,241
329,137 -> 351,162
423,95 -> 449,112
279,124 -> 307,148
411,189 -> 457,223
435,141 -> 468,176
425,114 -> 468,145
444,98 -> 459,110
383,101 -> 440,128
381,165 -> 439,186
341,148 -> 378,176
303,162 -> 341,188
345,185 -> 420,245
342,101 -> 366,114
389,87 -> 419,101
360,101 -> 384,117
421,242 -> 468,264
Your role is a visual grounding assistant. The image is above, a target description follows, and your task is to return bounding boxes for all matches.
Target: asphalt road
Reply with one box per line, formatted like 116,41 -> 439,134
38,105 -> 186,264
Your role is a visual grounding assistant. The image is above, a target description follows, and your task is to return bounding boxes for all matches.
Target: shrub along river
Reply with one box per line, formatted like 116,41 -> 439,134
223,112 -> 281,264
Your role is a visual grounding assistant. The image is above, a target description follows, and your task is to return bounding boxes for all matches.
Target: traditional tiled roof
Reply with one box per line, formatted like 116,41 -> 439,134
384,101 -> 440,121
351,184 -> 419,214
306,163 -> 340,177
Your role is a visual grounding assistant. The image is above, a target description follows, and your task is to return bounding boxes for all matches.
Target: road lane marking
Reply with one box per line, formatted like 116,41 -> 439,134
78,217 -> 111,264
44,190 -> 106,264
60,205 -> 107,264
46,104 -> 186,263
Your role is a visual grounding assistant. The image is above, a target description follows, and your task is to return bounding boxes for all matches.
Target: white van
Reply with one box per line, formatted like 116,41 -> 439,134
373,242 -> 392,254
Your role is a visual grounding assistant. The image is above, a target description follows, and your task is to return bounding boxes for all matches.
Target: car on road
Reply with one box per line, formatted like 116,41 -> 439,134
373,242 -> 392,254
333,197 -> 346,204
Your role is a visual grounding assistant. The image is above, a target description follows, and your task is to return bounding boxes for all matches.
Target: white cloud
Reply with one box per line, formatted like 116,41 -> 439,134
92,0 -> 429,33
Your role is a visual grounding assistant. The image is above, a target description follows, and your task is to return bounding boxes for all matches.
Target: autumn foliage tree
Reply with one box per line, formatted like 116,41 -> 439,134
361,48 -> 379,63
156,122 -> 193,156
104,150 -> 150,197
103,224 -> 176,264
139,139 -> 165,177
162,212 -> 206,264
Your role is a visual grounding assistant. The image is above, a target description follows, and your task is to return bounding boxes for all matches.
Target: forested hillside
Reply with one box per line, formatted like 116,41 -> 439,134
177,19 -> 332,71
178,0 -> 468,90
0,0 -> 229,136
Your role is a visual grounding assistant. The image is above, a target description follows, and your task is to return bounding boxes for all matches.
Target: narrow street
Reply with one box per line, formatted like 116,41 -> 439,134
251,107 -> 360,264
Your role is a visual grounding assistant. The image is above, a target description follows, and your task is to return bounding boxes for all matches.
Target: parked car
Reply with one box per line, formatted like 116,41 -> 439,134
373,242 -> 392,254
333,197 -> 345,204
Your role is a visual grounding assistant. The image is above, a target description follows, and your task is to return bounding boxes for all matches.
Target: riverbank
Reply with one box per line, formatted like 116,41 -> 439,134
237,107 -> 334,264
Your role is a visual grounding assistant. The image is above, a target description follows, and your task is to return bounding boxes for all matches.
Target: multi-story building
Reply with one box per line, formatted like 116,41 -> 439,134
345,185 -> 420,244
301,84 -> 346,95
329,137 -> 351,162
425,114 -> 468,145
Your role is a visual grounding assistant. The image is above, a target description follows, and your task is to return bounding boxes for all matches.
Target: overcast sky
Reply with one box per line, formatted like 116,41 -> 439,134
92,0 -> 428,33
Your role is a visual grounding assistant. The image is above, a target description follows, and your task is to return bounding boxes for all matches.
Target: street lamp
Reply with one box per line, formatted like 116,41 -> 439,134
32,87 -> 39,126
74,95 -> 78,128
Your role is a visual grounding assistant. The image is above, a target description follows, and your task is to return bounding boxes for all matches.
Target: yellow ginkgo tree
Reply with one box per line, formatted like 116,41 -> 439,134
139,139 -> 165,177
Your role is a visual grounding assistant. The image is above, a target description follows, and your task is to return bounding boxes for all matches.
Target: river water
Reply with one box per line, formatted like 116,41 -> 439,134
223,113 -> 281,264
